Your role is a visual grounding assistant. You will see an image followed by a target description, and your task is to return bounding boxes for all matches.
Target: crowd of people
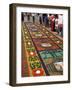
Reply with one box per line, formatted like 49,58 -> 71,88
22,13 -> 63,37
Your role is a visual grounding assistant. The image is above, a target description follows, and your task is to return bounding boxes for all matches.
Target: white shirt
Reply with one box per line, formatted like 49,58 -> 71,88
58,15 -> 63,25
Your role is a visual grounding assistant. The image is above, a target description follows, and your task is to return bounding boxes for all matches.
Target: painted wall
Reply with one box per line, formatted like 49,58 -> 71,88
0,0 -> 72,90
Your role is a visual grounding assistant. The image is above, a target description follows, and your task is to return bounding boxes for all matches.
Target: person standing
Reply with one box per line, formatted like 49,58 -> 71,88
50,14 -> 55,31
42,14 -> 48,26
55,14 -> 58,33
32,13 -> 35,23
39,14 -> 42,24
58,14 -> 63,37
21,13 -> 24,22
27,13 -> 30,22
